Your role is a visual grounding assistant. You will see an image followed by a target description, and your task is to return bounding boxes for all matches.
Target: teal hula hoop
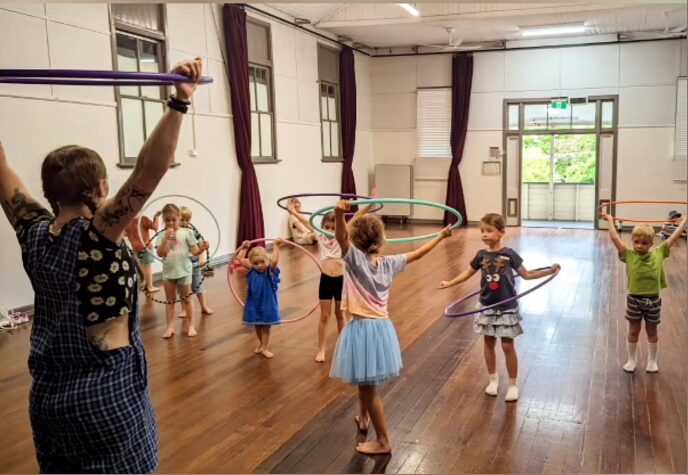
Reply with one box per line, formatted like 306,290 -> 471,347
308,198 -> 463,244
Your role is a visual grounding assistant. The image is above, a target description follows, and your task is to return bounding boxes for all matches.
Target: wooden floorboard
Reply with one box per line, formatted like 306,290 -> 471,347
0,225 -> 685,474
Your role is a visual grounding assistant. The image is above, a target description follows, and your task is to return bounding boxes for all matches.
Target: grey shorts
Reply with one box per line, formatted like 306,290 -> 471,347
625,295 -> 661,324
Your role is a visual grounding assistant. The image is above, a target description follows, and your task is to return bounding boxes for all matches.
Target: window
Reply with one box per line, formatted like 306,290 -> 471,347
416,88 -> 451,158
111,4 -> 166,167
318,46 -> 340,160
601,100 -> 614,129
675,77 -> 687,182
523,103 -> 548,130
248,20 -> 275,161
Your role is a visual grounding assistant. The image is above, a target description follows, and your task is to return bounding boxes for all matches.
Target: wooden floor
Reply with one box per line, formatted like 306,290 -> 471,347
0,225 -> 685,474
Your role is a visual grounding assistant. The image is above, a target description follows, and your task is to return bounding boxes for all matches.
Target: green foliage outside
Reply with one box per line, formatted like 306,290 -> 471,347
522,134 -> 596,184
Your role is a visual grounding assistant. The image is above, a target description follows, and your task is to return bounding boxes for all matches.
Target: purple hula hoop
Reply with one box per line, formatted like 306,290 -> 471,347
0,69 -> 213,86
276,193 -> 383,216
444,267 -> 559,318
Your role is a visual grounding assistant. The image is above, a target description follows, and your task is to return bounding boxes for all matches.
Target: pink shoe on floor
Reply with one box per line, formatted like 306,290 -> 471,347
11,312 -> 30,325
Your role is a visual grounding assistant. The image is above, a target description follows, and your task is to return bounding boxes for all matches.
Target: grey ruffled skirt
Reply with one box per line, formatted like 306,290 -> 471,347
473,306 -> 523,338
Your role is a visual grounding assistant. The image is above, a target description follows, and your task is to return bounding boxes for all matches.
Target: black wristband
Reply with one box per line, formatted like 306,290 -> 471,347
167,95 -> 190,114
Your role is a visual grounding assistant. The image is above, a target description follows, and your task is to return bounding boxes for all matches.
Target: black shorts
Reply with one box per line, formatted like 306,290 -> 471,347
319,273 -> 343,301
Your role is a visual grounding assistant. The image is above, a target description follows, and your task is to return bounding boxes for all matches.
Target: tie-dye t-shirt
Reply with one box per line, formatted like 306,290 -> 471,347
341,245 -> 407,318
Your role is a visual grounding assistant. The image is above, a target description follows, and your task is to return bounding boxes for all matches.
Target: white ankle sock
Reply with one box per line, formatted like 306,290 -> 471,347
485,373 -> 499,396
646,342 -> 659,373
623,341 -> 638,372
505,379 -> 519,402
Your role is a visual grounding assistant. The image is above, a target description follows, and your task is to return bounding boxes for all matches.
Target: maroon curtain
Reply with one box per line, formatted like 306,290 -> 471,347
223,4 -> 265,243
444,53 -> 473,226
339,46 -> 357,195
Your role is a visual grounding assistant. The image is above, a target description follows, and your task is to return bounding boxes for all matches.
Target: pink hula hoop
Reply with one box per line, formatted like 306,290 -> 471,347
227,238 -> 323,324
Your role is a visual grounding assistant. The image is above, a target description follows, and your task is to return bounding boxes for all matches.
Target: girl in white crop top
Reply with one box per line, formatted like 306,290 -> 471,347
287,198 -> 376,363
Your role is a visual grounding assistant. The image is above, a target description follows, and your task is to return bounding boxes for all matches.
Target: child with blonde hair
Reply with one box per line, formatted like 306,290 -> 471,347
287,198 -> 316,245
330,200 -> 451,455
179,206 -> 213,316
439,213 -> 559,402
156,203 -> 209,338
602,213 -> 687,372
235,239 -> 284,358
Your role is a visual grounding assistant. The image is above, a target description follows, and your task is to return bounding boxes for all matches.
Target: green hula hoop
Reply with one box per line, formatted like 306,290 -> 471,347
308,198 -> 463,244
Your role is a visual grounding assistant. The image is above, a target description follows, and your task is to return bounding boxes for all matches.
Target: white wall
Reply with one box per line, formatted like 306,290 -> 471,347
369,39 -> 687,223
0,3 -> 373,309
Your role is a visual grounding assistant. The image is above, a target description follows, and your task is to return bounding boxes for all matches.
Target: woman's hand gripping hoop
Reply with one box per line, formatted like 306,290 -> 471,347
227,238 -> 323,324
309,198 -> 463,244
598,200 -> 688,223
444,267 -> 560,318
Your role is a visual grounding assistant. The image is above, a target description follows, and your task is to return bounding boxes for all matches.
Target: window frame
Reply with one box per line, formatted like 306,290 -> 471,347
319,80 -> 342,162
109,4 -> 177,168
247,18 -> 278,164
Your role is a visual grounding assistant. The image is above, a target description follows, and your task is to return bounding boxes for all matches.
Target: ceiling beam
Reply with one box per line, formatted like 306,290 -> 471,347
315,3 -> 646,29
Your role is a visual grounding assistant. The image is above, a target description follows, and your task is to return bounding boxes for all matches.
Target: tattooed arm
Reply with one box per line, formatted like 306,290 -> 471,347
93,58 -> 203,243
0,141 -> 49,228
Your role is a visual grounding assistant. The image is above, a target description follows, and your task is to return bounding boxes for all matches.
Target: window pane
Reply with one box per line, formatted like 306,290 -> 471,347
251,113 -> 260,157
256,72 -> 269,112
140,41 -> 161,99
143,100 -> 164,139
116,34 -> 139,96
122,98 -> 145,158
260,114 -> 273,157
508,104 -> 519,130
249,74 -> 256,112
322,121 -> 331,157
571,103 -> 595,129
601,101 -> 614,128
547,103 -> 571,129
328,95 -> 337,121
331,121 -> 339,157
524,104 -> 547,129
320,92 -> 328,120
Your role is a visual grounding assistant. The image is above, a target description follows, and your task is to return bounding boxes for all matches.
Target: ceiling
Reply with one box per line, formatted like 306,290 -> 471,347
267,3 -> 688,51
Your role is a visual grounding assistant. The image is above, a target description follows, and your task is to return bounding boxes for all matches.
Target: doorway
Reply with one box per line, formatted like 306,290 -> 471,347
521,134 -> 596,229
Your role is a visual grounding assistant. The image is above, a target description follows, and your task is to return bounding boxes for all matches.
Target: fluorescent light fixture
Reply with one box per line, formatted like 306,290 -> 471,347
399,3 -> 419,17
520,23 -> 587,38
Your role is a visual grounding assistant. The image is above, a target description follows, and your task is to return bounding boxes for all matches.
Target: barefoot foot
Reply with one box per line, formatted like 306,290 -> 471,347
162,329 -> 175,339
146,286 -> 160,293
315,350 -> 326,363
254,346 -> 264,354
187,328 -> 197,337
356,441 -> 392,455
178,313 -> 186,318
202,307 -> 214,315
261,349 -> 274,359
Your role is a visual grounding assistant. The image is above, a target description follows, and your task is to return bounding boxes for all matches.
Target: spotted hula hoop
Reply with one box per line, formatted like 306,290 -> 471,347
598,200 -> 688,224
444,267 -> 559,318
227,238 -> 323,324
309,198 -> 463,244
0,69 -> 213,86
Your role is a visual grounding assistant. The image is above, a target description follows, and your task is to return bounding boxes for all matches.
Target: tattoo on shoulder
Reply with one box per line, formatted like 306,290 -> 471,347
1,188 -> 48,225
96,184 -> 151,228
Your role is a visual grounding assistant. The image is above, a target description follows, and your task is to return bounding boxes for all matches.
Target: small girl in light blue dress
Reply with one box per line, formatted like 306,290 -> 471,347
235,239 -> 283,359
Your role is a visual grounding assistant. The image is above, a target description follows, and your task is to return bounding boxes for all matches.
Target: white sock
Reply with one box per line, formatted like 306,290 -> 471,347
646,342 -> 659,373
485,373 -> 499,396
623,341 -> 638,373
505,379 -> 519,402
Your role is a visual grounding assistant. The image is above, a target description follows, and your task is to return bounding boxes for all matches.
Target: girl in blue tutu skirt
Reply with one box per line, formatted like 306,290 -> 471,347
329,200 -> 452,455
236,239 -> 284,359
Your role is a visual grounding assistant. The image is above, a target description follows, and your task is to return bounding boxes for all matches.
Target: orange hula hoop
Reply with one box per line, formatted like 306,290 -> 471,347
598,200 -> 688,223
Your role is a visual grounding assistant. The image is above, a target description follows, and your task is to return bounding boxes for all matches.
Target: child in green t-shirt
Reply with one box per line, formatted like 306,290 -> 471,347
602,213 -> 688,373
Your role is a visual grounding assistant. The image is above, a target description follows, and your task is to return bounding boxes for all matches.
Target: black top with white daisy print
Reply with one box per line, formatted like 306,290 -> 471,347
76,223 -> 137,326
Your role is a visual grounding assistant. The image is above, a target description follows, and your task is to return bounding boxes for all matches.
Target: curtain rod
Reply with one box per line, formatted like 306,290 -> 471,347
240,4 -> 372,57
373,35 -> 687,58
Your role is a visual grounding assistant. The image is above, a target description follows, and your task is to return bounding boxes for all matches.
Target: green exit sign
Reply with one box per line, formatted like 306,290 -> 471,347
551,99 -> 569,109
